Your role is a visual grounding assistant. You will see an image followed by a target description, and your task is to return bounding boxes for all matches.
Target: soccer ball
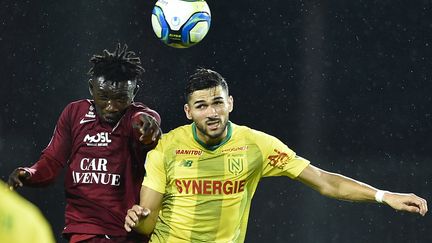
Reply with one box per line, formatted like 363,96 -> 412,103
151,0 -> 211,48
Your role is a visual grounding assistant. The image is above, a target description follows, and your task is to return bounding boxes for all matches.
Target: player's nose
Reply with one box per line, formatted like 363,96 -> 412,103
105,100 -> 120,112
206,106 -> 218,117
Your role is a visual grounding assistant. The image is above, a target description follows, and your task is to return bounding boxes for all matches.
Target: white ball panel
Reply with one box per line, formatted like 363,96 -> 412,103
156,0 -> 211,31
189,21 -> 209,43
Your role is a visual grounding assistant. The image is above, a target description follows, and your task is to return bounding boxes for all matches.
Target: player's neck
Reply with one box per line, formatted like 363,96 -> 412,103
192,122 -> 232,151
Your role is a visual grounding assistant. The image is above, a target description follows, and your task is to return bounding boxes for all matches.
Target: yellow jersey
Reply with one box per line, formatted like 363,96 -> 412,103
0,181 -> 55,243
143,122 -> 309,243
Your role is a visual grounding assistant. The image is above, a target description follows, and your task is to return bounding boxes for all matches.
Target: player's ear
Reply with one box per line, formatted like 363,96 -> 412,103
184,104 -> 193,120
228,95 -> 234,113
88,79 -> 94,96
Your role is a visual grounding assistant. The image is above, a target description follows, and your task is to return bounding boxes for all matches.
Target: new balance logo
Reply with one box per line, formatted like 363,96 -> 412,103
80,118 -> 96,124
179,160 -> 193,167
83,132 -> 111,147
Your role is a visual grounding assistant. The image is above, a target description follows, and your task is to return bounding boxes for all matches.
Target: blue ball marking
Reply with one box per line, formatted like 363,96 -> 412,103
181,12 -> 211,45
152,6 -> 170,43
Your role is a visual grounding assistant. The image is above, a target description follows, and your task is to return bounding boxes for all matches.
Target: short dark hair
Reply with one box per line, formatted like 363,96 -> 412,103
88,43 -> 144,83
184,68 -> 229,101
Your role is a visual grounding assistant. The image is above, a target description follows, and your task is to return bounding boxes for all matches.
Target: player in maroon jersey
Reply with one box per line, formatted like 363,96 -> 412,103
8,44 -> 161,243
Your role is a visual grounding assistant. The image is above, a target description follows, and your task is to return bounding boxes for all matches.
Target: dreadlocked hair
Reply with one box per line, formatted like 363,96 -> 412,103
88,43 -> 145,83
184,68 -> 229,102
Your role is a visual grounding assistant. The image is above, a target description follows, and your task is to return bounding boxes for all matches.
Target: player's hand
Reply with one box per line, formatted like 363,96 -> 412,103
132,113 -> 161,146
383,192 -> 428,216
124,205 -> 151,232
8,168 -> 31,190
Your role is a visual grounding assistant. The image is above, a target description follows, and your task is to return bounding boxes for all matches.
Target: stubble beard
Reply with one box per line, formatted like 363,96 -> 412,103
196,119 -> 228,141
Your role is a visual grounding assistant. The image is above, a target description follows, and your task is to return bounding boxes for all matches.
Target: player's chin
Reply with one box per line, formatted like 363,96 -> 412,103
103,115 -> 120,124
206,128 -> 225,139
206,124 -> 227,136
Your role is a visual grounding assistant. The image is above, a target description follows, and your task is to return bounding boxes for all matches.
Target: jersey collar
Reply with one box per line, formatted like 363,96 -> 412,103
192,121 -> 232,151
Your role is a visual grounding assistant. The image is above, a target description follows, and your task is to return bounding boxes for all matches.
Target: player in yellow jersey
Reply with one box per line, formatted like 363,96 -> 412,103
0,180 -> 55,243
125,68 -> 428,243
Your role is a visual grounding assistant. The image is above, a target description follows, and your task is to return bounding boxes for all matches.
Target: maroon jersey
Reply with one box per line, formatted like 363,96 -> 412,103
23,99 -> 160,238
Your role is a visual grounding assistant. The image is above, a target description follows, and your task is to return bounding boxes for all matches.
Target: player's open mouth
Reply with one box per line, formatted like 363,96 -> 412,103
206,120 -> 220,130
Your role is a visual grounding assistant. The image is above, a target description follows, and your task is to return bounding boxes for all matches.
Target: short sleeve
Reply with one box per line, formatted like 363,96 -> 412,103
259,133 -> 310,179
142,141 -> 167,193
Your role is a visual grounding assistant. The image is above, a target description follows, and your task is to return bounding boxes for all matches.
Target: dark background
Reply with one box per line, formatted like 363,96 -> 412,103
1,0 -> 431,242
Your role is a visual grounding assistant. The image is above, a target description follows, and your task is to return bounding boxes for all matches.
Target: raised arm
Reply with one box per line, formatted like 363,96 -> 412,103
131,111 -> 162,148
124,186 -> 163,236
296,164 -> 428,216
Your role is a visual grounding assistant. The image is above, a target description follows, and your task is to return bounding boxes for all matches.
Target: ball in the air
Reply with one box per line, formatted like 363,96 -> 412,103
151,0 -> 211,48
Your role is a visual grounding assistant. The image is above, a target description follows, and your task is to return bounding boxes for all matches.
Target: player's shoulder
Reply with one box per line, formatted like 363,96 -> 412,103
231,122 -> 267,137
231,122 -> 278,143
159,124 -> 193,145
67,99 -> 93,110
60,99 -> 94,119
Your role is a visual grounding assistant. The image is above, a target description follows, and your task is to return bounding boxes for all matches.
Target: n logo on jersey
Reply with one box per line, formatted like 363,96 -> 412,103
226,154 -> 245,175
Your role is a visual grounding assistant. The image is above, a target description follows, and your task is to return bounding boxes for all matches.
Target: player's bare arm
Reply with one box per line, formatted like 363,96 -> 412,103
124,186 -> 163,235
296,164 -> 428,216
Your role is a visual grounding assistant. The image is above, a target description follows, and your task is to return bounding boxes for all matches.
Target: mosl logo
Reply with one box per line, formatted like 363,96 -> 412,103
83,132 -> 112,147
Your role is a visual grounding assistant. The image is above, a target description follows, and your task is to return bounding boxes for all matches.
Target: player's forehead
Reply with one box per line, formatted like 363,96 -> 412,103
92,76 -> 136,95
189,86 -> 227,103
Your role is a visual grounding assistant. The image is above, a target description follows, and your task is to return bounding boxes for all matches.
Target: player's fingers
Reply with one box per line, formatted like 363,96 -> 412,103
143,208 -> 151,217
125,213 -> 140,230
418,197 -> 428,216
125,214 -> 137,227
139,126 -> 152,141
140,116 -> 152,133
410,195 -> 425,216
131,205 -> 145,215
151,127 -> 161,141
139,134 -> 146,143
128,209 -> 142,222
140,127 -> 153,139
8,169 -> 30,188
124,220 -> 133,232
153,127 -> 162,141
404,205 -> 421,214
8,175 -> 22,188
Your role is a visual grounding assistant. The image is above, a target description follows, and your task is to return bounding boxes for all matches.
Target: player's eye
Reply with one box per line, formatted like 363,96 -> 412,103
116,98 -> 127,103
